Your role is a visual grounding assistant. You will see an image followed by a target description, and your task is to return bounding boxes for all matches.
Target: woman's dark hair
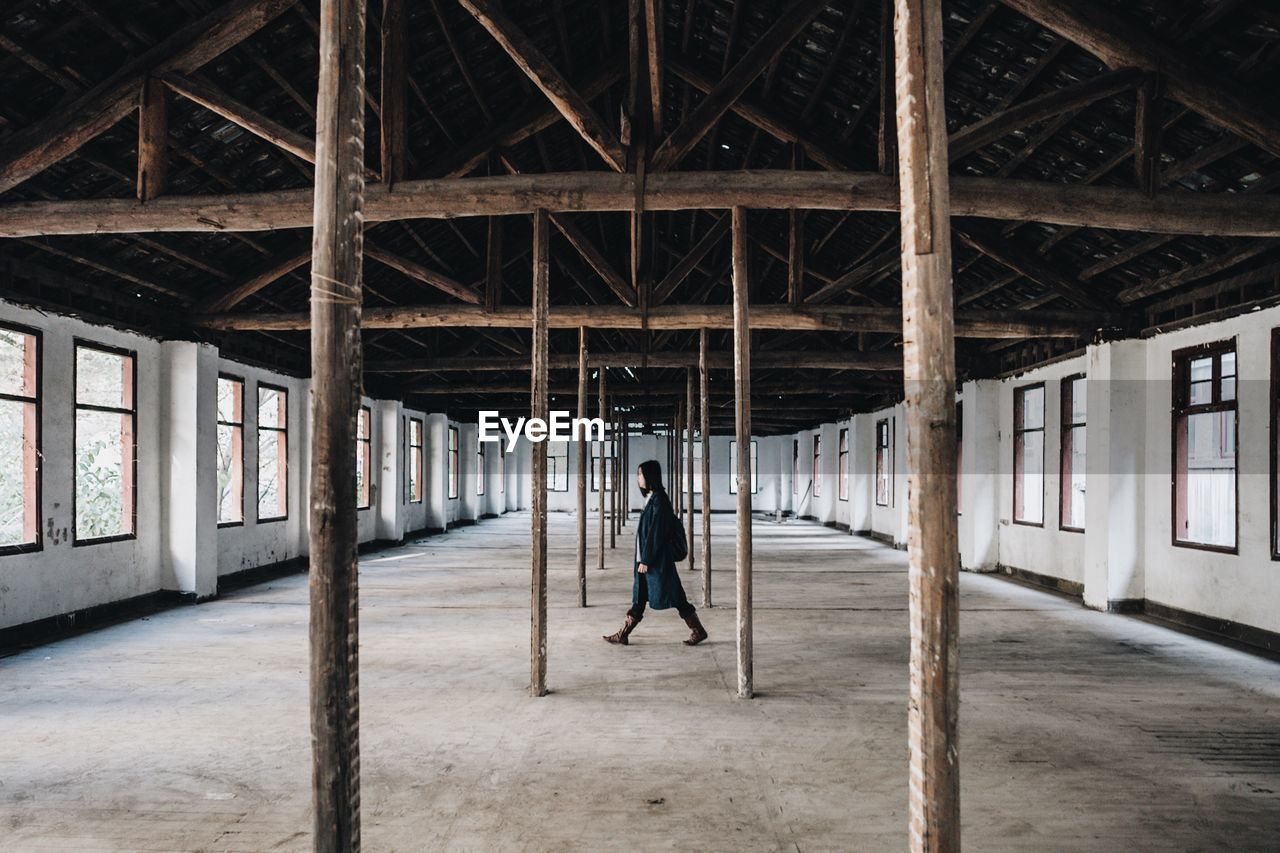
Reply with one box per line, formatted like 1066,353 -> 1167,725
638,459 -> 664,497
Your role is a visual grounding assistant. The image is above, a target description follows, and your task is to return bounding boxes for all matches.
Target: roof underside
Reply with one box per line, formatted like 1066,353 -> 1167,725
1,0 -> 1278,433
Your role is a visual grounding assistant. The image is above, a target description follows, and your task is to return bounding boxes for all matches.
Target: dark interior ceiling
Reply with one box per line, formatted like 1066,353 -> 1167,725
0,0 -> 1277,433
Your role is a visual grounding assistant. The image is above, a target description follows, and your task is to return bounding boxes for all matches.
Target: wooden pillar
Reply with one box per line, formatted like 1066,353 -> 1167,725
786,145 -> 802,306
699,327 -> 712,607
610,398 -> 618,549
879,0 -> 898,177
893,0 -> 960,848
674,399 -> 682,515
308,1 -> 366,849
621,414 -> 629,525
685,366 -> 695,575
1135,73 -> 1159,197
598,368 -> 606,570
137,76 -> 168,202
731,205 -> 752,699
530,208 -> 550,697
576,326 -> 588,606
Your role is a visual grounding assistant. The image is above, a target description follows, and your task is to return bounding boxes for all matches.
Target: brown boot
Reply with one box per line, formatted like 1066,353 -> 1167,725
603,614 -> 640,645
681,611 -> 708,646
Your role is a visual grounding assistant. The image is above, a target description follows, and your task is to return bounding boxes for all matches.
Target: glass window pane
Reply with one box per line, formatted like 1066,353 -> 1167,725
0,399 -> 38,546
1189,379 -> 1212,405
76,409 -> 133,539
217,377 -> 242,423
0,328 -> 36,397
1182,411 -> 1236,547
1221,376 -> 1236,402
1070,377 -> 1087,422
258,429 -> 287,518
217,422 -> 243,523
1017,430 -> 1045,523
258,387 -> 285,429
1221,350 -> 1236,378
76,347 -> 130,408
1021,386 -> 1044,429
1189,356 -> 1213,384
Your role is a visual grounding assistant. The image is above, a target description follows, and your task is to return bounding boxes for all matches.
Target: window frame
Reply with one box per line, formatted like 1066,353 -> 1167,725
792,438 -> 799,495
0,321 -> 41,556
407,416 -> 424,503
499,444 -> 506,494
216,373 -> 245,528
447,426 -> 459,499
874,418 -> 892,507
356,405 -> 372,510
1171,339 -> 1238,554
591,440 -> 615,492
1274,330 -> 1280,561
72,339 -> 137,546
476,442 -> 486,497
548,442 -> 569,492
838,428 -> 849,501
1059,374 -> 1086,533
256,382 -> 289,523
812,434 -> 822,498
729,439 -> 758,495
1013,382 -> 1046,528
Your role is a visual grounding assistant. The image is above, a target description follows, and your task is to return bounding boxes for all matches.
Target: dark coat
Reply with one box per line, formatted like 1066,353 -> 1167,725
632,488 -> 689,611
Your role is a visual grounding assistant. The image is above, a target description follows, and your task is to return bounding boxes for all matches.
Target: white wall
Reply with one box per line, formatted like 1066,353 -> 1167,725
0,299 -> 507,633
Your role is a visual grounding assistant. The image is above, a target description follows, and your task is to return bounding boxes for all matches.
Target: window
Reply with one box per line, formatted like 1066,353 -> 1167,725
548,442 -> 569,491
1060,375 -> 1086,531
356,406 -> 372,509
1274,331 -> 1280,560
476,443 -> 486,496
499,444 -> 506,493
0,324 -> 40,553
792,439 -> 799,494
838,428 -> 849,501
875,419 -> 892,506
216,375 -> 244,525
690,440 -> 703,494
407,417 -> 424,502
729,439 -> 758,495
257,384 -> 288,521
956,402 -> 963,512
1013,383 -> 1045,526
1173,341 -> 1236,551
447,426 -> 459,499
591,440 -> 615,491
74,342 -> 136,543
812,434 -> 822,497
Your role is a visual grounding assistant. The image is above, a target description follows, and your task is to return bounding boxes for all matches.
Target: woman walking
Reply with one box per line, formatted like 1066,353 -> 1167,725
603,459 -> 708,646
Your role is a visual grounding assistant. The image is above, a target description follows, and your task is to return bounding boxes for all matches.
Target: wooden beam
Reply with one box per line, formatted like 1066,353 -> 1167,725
308,0 -> 365,849
654,213 -> 731,304
576,326 -> 588,607
730,206 -> 752,699
364,244 -> 482,304
195,245 -> 310,313
651,0 -> 828,172
205,303 -> 1103,337
894,0 -> 960,848
530,208 -> 550,697
1134,73 -> 1159,196
160,71 -> 316,165
598,367 -> 606,570
788,148 -> 804,306
955,224 -> 1116,309
551,213 -> 637,306
484,213 -> 503,311
137,76 -> 168,202
380,0 -> 408,185
0,0 -> 298,194
364,349 -> 904,372
699,327 -> 712,607
15,171 -> 1280,237
644,0 -> 663,136
999,0 -> 1280,160
948,67 -> 1140,162
458,0 -> 626,171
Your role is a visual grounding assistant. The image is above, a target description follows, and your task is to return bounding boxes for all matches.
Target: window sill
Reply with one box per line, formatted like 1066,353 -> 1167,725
0,542 -> 43,557
73,533 -> 136,547
257,515 -> 288,525
1012,519 -> 1045,528
1173,540 -> 1238,555
1060,525 -> 1085,534
217,521 -> 244,529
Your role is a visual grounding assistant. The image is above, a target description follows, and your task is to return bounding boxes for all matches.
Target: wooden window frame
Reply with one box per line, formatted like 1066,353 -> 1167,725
1013,383 -> 1046,528
1059,374 -> 1086,532
838,428 -> 849,501
73,340 -> 137,546
0,322 -> 41,555
216,373 -> 245,528
1171,339 -> 1238,554
256,382 -> 289,523
956,402 -> 963,515
792,438 -> 799,494
407,417 -> 424,503
447,426 -> 459,499
476,442 -> 486,497
499,444 -> 505,494
356,405 -> 372,509
812,434 -> 822,498
729,439 -> 758,495
548,442 -> 569,492
875,418 -> 892,507
1273,330 -> 1280,561
591,440 -> 614,492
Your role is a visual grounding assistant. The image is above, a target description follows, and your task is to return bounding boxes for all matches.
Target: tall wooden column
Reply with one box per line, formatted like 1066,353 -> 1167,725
731,206 -> 752,699
308,0 -> 366,849
610,399 -> 618,549
685,367 -> 695,574
137,76 -> 167,202
699,328 -> 712,607
598,368 -> 606,570
576,327 -> 588,606
893,0 -> 960,848
530,209 -> 550,697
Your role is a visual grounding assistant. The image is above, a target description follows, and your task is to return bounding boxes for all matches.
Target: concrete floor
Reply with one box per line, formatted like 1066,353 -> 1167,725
2,511 -> 1278,852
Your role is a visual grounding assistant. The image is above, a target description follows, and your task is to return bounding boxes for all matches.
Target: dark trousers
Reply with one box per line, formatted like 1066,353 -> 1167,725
629,571 -> 697,621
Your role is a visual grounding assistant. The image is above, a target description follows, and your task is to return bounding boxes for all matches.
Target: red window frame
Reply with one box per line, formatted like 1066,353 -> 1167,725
216,374 -> 245,527
1172,340 -> 1238,553
1013,383 -> 1046,527
407,417 -> 424,503
0,322 -> 41,555
447,426 -> 459,499
356,405 -> 372,509
1059,374 -> 1086,532
875,418 -> 892,507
